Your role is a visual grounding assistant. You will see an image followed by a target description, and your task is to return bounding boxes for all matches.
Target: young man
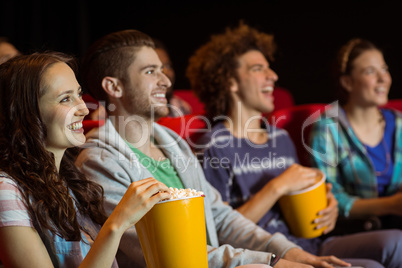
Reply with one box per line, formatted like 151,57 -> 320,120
153,38 -> 192,117
186,23 -> 402,268
75,29 -> 351,268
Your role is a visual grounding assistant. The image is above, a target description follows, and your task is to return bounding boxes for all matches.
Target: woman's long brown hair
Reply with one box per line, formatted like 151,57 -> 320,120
0,52 -> 107,241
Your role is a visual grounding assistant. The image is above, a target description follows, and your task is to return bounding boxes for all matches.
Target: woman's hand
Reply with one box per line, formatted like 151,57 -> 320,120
315,183 -> 338,234
81,177 -> 170,268
109,177 -> 171,233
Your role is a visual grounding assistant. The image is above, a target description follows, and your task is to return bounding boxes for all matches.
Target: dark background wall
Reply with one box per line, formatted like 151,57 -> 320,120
1,0 -> 401,105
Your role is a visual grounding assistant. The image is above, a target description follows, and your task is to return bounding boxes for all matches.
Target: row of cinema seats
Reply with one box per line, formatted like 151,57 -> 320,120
157,93 -> 402,168
157,87 -> 295,150
82,87 -> 295,141
82,89 -> 402,168
268,99 -> 402,166
172,87 -> 296,116
81,92 -> 402,236
157,101 -> 326,165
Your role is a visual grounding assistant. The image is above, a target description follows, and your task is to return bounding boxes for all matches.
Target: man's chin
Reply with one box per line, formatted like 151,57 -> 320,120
151,107 -> 169,120
261,105 -> 274,115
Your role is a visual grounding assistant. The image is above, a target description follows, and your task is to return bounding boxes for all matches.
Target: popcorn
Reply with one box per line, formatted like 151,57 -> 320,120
167,187 -> 204,200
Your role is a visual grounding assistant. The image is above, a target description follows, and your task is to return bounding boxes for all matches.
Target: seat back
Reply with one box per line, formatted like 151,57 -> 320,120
173,90 -> 205,115
82,93 -> 107,134
382,99 -> 402,112
269,103 -> 327,166
174,87 -> 294,116
157,114 -> 210,150
272,86 -> 295,111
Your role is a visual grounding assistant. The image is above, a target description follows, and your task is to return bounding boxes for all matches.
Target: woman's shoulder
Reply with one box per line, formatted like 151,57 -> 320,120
0,171 -> 18,188
0,172 -> 23,201
0,172 -> 31,228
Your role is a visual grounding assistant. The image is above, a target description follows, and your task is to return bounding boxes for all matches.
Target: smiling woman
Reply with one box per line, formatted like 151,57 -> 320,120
38,61 -> 89,167
309,38 -> 402,234
0,52 -> 171,267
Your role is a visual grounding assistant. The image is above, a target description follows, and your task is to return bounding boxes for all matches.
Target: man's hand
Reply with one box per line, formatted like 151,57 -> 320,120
283,248 -> 351,268
272,164 -> 317,196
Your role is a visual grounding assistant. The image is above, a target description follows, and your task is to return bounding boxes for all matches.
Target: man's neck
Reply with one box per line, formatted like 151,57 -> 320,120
226,105 -> 267,144
109,110 -> 153,155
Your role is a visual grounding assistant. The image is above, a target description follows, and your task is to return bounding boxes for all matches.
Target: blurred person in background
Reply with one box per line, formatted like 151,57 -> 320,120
153,38 -> 192,117
0,37 -> 20,64
309,38 -> 402,232
188,23 -> 402,268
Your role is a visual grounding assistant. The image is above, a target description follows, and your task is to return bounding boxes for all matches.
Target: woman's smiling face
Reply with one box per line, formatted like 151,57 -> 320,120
345,49 -> 392,107
39,62 -> 89,154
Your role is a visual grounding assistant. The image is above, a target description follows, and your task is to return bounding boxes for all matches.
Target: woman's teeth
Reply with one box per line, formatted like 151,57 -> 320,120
375,87 -> 386,93
67,122 -> 83,130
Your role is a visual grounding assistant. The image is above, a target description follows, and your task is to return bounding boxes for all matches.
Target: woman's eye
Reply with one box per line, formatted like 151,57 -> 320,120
146,70 -> 154,75
60,97 -> 70,103
364,67 -> 375,74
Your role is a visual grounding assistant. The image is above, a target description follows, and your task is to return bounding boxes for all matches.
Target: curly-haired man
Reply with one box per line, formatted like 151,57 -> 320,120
188,22 -> 402,268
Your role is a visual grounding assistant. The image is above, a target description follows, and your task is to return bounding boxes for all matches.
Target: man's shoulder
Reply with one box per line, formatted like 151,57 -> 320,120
197,122 -> 230,146
75,139 -> 120,167
154,122 -> 195,153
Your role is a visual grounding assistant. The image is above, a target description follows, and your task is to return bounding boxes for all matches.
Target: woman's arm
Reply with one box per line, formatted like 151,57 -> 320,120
0,178 -> 169,268
349,191 -> 402,218
0,226 -> 54,267
80,177 -> 170,268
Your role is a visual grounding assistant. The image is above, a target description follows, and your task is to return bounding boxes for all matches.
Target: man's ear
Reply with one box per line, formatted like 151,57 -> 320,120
229,77 -> 238,93
339,75 -> 353,93
101,77 -> 123,98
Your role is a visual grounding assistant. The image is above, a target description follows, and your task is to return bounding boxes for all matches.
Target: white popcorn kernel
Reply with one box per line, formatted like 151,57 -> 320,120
166,187 -> 204,200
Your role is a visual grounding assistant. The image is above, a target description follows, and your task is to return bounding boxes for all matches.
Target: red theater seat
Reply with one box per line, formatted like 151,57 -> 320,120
82,119 -> 106,134
173,90 -> 205,115
174,87 -> 294,116
157,114 -> 210,149
82,93 -> 106,134
382,99 -> 402,112
268,103 -> 327,166
272,86 -> 295,111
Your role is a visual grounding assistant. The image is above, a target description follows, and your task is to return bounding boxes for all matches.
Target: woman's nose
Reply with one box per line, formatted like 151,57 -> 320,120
377,70 -> 391,83
76,99 -> 90,116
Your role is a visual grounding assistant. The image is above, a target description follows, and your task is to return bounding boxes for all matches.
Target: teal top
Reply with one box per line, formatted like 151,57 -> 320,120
309,104 -> 402,217
125,141 -> 184,189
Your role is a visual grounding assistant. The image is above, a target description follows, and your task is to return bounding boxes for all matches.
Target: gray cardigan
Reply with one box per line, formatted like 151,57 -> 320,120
75,119 -> 299,268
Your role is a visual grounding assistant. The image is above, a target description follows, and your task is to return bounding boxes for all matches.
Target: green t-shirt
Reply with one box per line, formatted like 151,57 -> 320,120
125,141 -> 184,189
